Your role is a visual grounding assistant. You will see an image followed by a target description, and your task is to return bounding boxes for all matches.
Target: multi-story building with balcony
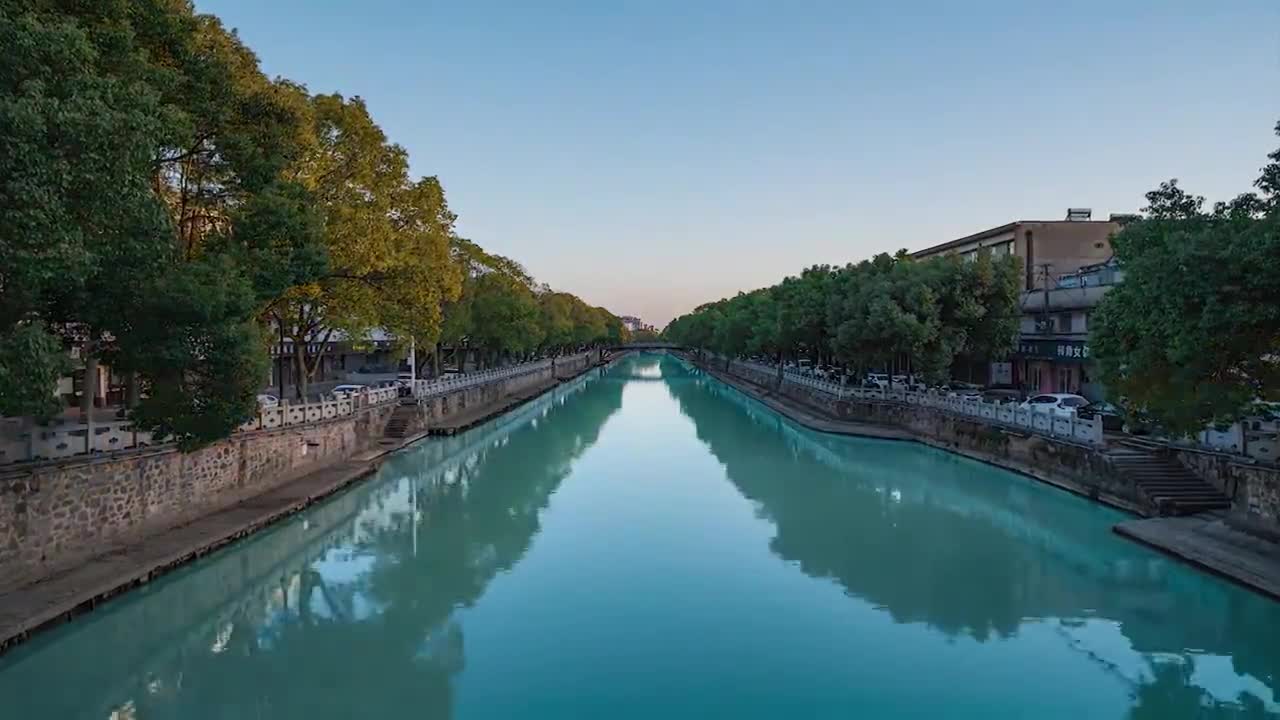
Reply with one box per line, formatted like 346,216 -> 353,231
912,210 -> 1131,396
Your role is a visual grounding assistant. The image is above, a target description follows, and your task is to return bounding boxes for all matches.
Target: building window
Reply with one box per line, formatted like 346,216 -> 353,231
1056,313 -> 1073,333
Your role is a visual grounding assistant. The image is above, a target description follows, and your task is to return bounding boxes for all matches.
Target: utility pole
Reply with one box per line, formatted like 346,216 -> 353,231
1037,263 -> 1053,323
277,321 -> 286,401
408,336 -> 416,380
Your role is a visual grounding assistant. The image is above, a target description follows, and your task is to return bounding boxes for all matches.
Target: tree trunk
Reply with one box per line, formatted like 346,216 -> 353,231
80,347 -> 98,418
125,371 -> 140,408
293,342 -> 307,400
81,346 -> 98,454
432,343 -> 441,378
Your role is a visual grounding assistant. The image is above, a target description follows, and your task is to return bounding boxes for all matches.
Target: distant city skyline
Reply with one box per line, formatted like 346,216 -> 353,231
197,0 -> 1280,326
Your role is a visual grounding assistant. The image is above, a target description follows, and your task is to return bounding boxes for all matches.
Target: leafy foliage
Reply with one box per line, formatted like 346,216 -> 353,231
1091,127 -> 1280,433
666,252 -> 1019,382
0,0 -> 622,449
0,322 -> 70,420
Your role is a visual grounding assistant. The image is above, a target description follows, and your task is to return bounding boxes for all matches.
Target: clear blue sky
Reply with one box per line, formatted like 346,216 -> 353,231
196,0 -> 1279,327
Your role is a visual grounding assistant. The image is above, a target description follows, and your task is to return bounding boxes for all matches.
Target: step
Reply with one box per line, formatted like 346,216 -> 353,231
1141,482 -> 1223,492
1167,501 -> 1232,511
1138,482 -> 1226,493
1122,468 -> 1198,477
1145,491 -> 1229,501
1145,493 -> 1230,503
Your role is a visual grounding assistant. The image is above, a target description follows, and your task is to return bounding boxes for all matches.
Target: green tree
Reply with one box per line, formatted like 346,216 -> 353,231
1,1 -> 323,446
777,266 -> 834,363
828,255 -> 938,378
271,93 -> 409,398
469,272 -> 543,365
537,292 -> 577,353
1092,126 -> 1280,434
0,1 -> 167,416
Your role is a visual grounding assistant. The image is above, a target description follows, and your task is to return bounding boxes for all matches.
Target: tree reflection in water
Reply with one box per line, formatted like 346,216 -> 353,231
0,368 -> 624,719
1,355 -> 1276,719
666,373 -> 1279,718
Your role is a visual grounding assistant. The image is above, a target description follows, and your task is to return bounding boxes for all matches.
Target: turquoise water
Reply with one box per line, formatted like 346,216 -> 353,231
1,354 -> 1277,718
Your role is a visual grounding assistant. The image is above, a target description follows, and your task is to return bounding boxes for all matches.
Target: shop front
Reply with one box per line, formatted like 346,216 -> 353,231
1013,338 -> 1093,396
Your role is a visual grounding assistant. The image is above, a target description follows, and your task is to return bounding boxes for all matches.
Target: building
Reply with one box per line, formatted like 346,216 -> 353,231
620,315 -> 656,334
267,327 -> 399,398
911,210 -> 1127,396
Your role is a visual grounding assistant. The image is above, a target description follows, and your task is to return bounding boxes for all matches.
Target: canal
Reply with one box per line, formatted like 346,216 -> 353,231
1,353 -> 1277,718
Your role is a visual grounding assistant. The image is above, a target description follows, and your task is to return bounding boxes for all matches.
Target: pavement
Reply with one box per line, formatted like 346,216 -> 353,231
1114,513 -> 1280,601
0,459 -> 378,654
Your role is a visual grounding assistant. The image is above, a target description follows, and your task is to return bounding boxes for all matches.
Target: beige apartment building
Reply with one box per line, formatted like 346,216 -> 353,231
911,211 -> 1127,396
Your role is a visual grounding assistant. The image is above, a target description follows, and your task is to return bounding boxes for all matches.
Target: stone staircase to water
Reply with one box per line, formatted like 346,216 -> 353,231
382,401 -> 419,442
1108,440 -> 1231,515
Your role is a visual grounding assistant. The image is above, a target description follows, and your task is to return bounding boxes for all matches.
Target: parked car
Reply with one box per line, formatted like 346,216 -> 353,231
943,381 -> 983,397
354,364 -> 396,375
1019,393 -> 1089,417
1245,401 -> 1280,433
330,384 -> 369,400
981,387 -> 1024,405
1076,401 -> 1125,431
256,394 -> 279,408
865,373 -> 890,386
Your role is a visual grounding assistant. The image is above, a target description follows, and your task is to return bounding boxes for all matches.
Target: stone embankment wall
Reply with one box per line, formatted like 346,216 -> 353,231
0,352 -> 598,586
718,361 -> 1144,512
1174,451 -> 1280,526
717,359 -> 1280,523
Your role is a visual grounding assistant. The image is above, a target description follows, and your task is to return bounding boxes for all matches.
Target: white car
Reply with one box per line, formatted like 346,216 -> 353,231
1020,393 -> 1089,417
330,384 -> 369,399
256,394 -> 279,408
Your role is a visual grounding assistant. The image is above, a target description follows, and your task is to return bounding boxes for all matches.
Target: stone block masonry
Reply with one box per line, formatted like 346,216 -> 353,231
717,360 -> 1145,513
0,403 -> 393,587
716,357 -> 1280,525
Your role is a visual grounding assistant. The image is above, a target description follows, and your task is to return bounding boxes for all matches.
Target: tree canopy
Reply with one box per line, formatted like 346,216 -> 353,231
0,0 -> 623,447
665,252 -> 1020,383
1091,124 -> 1280,434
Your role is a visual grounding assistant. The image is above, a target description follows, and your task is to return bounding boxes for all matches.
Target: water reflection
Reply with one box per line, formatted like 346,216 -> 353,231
0,369 -> 624,719
2,354 -> 1277,719
667,372 -> 1280,718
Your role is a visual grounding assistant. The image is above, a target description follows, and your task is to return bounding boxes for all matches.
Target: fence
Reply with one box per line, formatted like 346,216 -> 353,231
1,354 -> 586,467
723,358 -> 1107,447
410,358 -> 555,398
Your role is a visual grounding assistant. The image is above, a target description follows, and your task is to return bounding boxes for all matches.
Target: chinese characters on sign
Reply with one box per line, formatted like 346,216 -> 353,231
1014,340 -> 1091,361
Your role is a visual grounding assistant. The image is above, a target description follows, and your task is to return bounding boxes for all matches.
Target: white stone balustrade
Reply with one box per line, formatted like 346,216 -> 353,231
411,358 -> 556,398
723,358 -> 1107,447
1,355 -> 582,466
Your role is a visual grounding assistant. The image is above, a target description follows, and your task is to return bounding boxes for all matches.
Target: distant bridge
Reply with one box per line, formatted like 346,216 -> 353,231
612,342 -> 682,351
